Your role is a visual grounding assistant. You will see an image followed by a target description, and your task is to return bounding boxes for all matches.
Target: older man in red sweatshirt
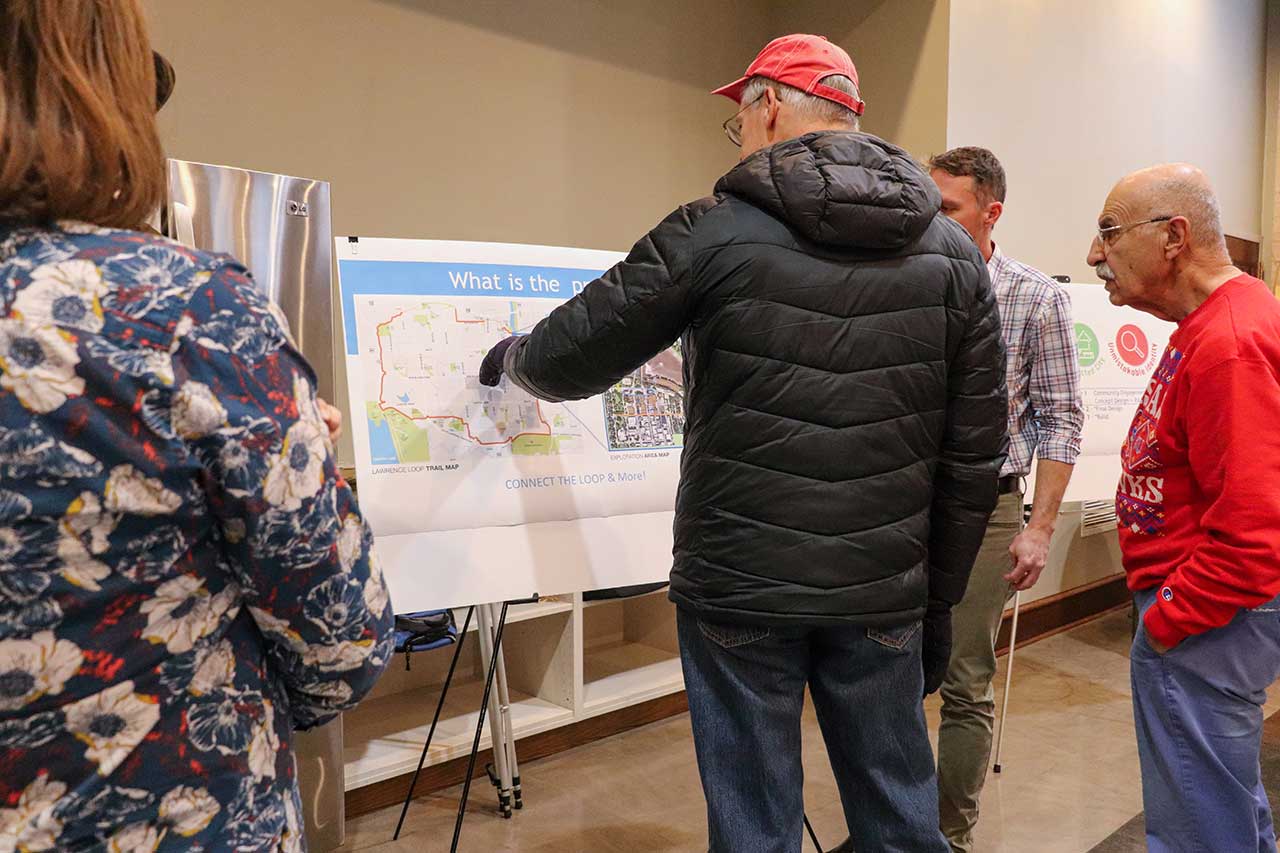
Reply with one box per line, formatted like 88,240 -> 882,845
1087,163 -> 1280,852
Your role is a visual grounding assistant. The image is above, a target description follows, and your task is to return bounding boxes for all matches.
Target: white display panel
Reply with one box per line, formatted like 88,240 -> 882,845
336,237 -> 681,610
1027,283 -> 1174,503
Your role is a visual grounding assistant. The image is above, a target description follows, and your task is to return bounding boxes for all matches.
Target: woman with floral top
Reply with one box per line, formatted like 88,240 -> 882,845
0,2 -> 394,850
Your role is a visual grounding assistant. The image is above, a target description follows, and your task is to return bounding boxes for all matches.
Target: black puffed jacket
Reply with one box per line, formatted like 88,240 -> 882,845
506,131 -> 1008,627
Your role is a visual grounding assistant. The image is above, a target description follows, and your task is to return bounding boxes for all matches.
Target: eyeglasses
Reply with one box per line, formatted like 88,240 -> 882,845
722,92 -> 766,147
1096,215 -> 1174,247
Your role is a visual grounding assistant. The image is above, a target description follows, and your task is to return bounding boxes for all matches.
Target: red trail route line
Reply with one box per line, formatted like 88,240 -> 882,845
374,308 -> 551,446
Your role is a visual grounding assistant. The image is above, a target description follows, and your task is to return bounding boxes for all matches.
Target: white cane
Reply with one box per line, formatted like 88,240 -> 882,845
992,490 -> 1029,773
992,589 -> 1020,773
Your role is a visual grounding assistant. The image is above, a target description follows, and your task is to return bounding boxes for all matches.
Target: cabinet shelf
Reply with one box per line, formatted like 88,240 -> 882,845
581,586 -> 668,609
344,677 -> 573,789
448,597 -> 574,632
344,589 -> 680,793
582,642 -> 683,716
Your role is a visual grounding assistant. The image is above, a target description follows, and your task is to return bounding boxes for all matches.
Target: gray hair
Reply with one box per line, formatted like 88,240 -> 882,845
739,74 -> 862,130
1120,163 -> 1229,255
1151,175 -> 1226,252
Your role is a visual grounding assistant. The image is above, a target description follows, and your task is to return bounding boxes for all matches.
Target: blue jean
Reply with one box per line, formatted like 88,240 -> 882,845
1131,588 -> 1280,852
677,608 -> 949,853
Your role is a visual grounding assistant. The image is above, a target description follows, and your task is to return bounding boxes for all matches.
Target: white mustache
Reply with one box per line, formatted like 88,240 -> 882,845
1095,261 -> 1116,282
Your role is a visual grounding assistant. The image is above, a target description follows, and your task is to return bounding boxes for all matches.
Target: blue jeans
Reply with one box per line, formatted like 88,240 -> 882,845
677,608 -> 949,853
1131,588 -> 1280,852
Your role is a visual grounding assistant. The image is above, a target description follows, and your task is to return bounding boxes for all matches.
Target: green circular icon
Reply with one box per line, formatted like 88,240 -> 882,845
1075,323 -> 1100,368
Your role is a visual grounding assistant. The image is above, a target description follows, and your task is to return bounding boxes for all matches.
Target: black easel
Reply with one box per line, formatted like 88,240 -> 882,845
392,595 -> 540,849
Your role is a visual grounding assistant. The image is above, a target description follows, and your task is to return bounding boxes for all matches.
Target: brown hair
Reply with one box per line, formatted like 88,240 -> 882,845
929,147 -> 1007,205
0,0 -> 166,229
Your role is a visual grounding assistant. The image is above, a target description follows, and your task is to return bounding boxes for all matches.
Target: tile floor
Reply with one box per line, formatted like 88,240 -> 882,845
340,610 -> 1280,852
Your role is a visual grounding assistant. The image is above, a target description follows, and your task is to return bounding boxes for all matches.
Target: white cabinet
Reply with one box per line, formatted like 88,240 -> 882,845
342,590 -> 681,793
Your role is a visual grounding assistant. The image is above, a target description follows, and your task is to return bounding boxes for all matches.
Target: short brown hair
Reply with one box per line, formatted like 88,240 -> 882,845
929,147 -> 1007,205
0,0 -> 166,229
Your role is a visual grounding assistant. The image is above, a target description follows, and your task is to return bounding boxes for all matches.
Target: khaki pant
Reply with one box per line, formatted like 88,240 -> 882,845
936,491 -> 1022,853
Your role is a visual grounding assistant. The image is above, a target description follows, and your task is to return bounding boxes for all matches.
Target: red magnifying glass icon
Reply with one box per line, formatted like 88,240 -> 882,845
1116,325 -> 1149,366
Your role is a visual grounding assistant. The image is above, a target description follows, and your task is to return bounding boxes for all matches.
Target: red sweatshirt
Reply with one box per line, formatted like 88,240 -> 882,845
1118,274 -> 1280,649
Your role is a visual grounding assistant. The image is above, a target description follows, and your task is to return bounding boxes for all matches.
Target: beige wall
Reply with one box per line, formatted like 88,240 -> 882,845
948,0 -> 1266,283
947,0 -> 1267,603
145,0 -> 771,250
145,0 -> 774,464
1263,0 -> 1280,290
773,0 -> 950,159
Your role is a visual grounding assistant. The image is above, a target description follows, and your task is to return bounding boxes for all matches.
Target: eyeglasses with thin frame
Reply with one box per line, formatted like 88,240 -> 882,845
1096,215 -> 1174,248
723,92 -> 766,147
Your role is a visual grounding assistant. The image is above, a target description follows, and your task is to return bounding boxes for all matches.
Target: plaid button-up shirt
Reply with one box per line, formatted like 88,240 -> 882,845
988,244 -> 1084,477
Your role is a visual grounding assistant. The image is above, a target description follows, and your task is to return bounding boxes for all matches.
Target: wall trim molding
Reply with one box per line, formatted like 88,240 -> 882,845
996,572 -> 1129,655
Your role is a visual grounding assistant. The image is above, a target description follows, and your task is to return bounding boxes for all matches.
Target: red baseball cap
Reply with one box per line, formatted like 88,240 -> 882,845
712,34 -> 864,116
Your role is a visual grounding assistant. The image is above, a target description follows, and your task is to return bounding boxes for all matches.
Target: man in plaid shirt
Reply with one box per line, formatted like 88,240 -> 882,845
929,147 -> 1084,852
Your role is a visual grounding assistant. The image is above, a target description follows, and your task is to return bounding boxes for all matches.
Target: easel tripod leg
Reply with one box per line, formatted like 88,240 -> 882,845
393,606 -> 475,841
803,813 -> 822,851
451,602 -> 511,853
477,604 -> 512,817
490,602 -> 519,811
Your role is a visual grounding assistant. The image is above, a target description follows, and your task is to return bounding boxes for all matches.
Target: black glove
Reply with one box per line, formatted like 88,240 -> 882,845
479,336 -> 520,387
922,604 -> 953,697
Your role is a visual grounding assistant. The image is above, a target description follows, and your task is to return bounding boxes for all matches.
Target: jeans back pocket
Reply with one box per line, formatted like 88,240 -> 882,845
698,619 -> 771,649
866,622 -> 921,651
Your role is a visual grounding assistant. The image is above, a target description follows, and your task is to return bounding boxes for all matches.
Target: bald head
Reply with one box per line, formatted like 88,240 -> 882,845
1088,163 -> 1242,321
1110,163 -> 1227,253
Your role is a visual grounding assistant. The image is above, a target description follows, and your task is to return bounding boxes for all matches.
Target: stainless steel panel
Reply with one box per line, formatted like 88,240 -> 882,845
166,160 -> 335,401
294,719 -> 346,850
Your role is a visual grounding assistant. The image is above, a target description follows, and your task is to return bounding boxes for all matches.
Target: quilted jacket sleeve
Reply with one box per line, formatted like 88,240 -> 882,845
504,201 -> 713,401
928,259 -> 1009,609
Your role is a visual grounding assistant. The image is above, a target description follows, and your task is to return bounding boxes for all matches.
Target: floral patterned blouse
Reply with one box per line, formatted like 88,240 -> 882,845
0,223 -> 394,852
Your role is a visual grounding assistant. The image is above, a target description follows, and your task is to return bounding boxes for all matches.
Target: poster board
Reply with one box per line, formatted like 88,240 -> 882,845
336,237 -> 681,611
1027,283 -> 1174,503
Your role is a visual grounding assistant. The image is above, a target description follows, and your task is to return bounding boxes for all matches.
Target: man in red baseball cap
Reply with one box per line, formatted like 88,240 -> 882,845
711,34 -> 867,162
480,34 -> 1004,852
712,34 -> 864,118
